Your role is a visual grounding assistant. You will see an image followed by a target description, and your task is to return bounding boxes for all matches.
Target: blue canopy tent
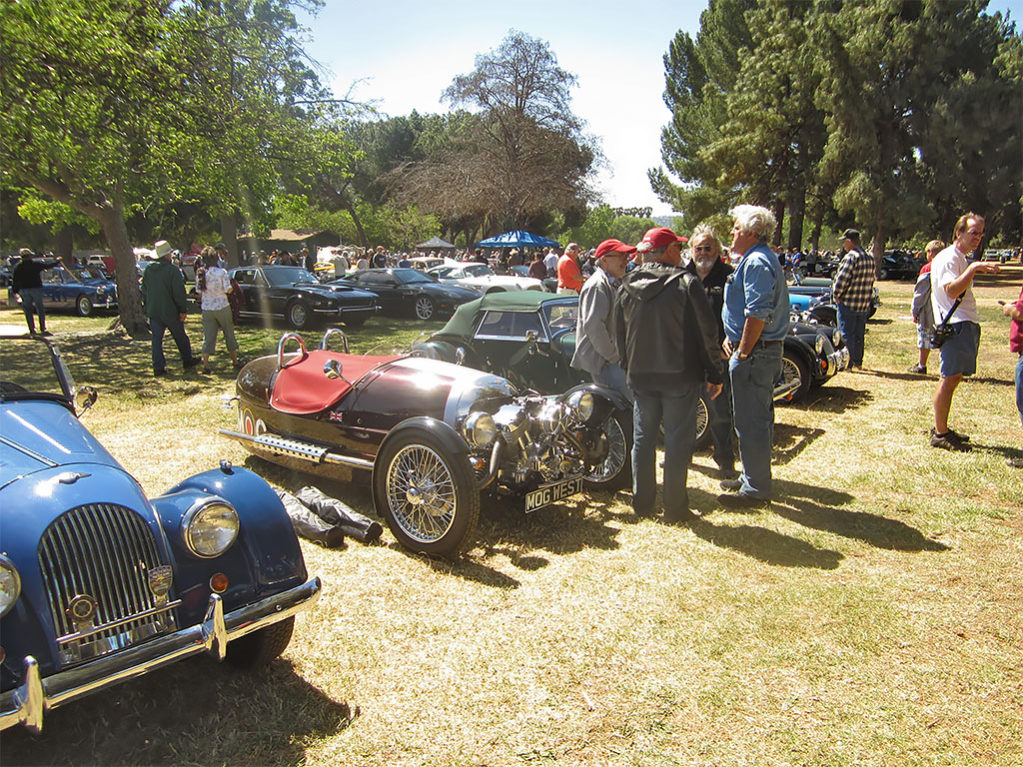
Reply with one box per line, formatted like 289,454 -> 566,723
475,230 -> 561,248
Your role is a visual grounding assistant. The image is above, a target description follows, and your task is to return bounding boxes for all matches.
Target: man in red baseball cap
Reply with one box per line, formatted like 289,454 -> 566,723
570,239 -> 635,400
613,227 -> 724,523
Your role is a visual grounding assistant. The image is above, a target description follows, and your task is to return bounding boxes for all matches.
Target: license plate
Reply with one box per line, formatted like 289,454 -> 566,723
524,476 -> 584,513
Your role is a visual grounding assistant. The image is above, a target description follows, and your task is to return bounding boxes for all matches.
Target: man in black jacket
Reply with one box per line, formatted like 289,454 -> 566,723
614,227 -> 724,523
11,249 -> 59,335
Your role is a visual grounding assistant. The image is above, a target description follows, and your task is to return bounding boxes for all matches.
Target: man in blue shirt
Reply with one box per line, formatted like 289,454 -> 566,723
720,205 -> 790,507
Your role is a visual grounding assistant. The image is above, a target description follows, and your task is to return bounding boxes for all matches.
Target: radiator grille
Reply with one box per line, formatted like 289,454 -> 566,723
38,503 -> 177,665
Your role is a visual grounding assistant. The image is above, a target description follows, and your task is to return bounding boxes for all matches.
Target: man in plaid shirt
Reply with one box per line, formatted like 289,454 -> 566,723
832,228 -> 876,370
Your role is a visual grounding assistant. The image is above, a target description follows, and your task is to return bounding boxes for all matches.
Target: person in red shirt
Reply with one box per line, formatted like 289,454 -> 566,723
556,242 -> 583,294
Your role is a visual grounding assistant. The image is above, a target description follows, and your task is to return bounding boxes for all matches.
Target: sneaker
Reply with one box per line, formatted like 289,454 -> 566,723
1007,457 -> 1023,469
662,508 -> 698,524
183,356 -> 202,369
153,369 -> 167,377
201,364 -> 212,374
719,478 -> 743,492
717,492 -> 770,509
947,428 -> 970,443
716,465 -> 739,480
907,364 -> 926,374
929,429 -> 971,452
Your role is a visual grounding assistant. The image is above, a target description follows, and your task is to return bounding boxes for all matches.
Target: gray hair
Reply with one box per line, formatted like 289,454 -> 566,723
689,225 -> 722,255
730,205 -> 777,241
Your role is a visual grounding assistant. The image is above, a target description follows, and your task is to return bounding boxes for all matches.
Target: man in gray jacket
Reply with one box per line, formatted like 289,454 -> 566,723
570,238 -> 634,400
614,227 -> 724,523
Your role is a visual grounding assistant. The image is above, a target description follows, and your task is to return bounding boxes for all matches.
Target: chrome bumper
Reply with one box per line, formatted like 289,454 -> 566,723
0,576 -> 321,733
831,346 -> 851,374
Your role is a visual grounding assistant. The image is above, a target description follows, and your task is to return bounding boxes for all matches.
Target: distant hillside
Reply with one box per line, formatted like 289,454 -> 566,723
652,215 -> 681,227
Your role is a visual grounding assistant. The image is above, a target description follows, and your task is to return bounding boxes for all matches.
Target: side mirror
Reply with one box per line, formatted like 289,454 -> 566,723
75,385 -> 98,414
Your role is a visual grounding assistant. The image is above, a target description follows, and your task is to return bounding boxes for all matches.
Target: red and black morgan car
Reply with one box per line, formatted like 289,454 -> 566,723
221,330 -> 630,558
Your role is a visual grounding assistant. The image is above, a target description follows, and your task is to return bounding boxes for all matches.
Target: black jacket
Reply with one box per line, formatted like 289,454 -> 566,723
614,262 -> 724,390
12,258 -> 58,292
685,257 -> 733,345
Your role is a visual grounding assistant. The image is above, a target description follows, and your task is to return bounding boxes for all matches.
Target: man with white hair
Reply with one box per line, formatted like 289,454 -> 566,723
719,205 -> 790,508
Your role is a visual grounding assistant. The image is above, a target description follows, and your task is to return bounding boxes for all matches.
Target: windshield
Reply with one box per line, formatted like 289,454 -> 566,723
463,264 -> 493,278
0,336 -> 72,400
72,266 -> 107,281
393,268 -> 433,285
262,266 -> 318,287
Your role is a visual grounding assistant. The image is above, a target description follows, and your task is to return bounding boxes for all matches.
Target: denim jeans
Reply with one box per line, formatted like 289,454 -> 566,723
701,373 -> 734,472
19,288 -> 46,332
632,382 -> 700,515
592,361 -> 631,402
729,345 -> 782,499
1016,353 -> 1022,430
150,315 -> 194,373
837,304 -> 869,367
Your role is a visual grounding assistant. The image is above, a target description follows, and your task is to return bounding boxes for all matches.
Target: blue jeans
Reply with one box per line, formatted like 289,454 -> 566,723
729,345 -> 782,499
702,374 -> 734,472
632,383 -> 700,515
1016,354 -> 1022,430
592,362 -> 630,402
19,288 -> 46,332
837,304 -> 869,367
150,315 -> 194,373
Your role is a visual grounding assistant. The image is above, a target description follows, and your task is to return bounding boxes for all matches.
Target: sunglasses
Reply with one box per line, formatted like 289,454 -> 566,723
694,246 -> 715,253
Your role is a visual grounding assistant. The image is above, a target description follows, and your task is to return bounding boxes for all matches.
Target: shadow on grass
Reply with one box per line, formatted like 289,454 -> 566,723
773,424 -> 826,466
794,385 -> 874,413
688,516 -> 843,569
773,479 -> 949,552
1,657 -> 353,766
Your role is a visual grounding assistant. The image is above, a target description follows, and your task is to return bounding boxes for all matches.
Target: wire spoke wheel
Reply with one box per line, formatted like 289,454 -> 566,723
386,444 -> 457,543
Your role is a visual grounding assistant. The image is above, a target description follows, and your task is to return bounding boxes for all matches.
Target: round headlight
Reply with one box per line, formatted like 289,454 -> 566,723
814,334 -> 825,354
463,411 -> 498,447
0,556 -> 22,619
182,500 -> 239,558
567,390 -> 595,423
832,327 -> 842,347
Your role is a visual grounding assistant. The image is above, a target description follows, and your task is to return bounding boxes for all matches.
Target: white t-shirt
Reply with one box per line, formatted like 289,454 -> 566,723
930,244 -> 979,324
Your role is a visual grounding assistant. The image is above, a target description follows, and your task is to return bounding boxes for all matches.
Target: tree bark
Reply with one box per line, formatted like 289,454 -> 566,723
787,190 -> 806,251
53,227 -> 73,267
97,205 -> 148,338
220,213 -> 239,266
771,199 -> 785,250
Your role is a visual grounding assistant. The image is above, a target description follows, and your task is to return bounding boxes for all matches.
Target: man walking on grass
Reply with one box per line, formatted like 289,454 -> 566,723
142,239 -> 200,377
929,212 -> 999,451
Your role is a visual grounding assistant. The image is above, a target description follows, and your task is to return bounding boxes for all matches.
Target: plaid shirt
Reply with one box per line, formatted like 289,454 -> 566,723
832,247 -> 876,313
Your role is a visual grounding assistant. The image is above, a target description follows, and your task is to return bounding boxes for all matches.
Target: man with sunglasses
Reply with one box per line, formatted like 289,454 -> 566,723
929,212 -> 1000,451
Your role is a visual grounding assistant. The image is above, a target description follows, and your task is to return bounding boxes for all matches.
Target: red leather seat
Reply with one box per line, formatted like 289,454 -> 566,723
269,350 -> 400,415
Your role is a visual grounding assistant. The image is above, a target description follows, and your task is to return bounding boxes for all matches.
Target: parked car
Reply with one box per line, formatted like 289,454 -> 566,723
0,334 -> 321,732
427,263 -> 545,294
6,264 -> 118,317
335,268 -> 480,321
788,273 -> 880,320
879,250 -> 920,281
229,265 -> 380,330
221,328 -> 630,558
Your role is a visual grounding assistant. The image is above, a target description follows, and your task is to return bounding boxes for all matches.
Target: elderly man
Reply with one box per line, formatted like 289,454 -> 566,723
719,205 -> 790,508
684,225 -> 736,479
142,239 -> 200,377
557,242 -> 583,295
929,212 -> 999,451
832,228 -> 876,370
614,226 -> 723,523
571,238 -> 634,401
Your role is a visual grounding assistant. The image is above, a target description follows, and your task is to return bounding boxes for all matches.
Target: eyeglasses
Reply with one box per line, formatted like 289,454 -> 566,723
965,230 -> 983,237
694,246 -> 714,253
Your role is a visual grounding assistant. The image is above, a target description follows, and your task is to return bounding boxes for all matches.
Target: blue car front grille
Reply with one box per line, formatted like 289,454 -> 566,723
38,504 -> 177,665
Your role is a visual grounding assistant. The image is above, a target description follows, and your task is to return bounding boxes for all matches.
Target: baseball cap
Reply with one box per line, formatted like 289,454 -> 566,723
636,227 -> 685,252
841,228 -> 860,241
594,239 -> 637,259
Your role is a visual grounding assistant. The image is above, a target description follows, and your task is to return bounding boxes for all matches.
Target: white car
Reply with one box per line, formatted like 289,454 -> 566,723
427,263 -> 544,294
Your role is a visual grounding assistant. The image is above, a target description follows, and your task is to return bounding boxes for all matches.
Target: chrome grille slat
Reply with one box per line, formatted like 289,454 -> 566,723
38,504 -> 174,665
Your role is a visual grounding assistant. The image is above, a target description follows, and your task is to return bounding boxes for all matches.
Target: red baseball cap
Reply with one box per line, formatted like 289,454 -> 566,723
594,239 -> 637,259
636,226 -> 685,252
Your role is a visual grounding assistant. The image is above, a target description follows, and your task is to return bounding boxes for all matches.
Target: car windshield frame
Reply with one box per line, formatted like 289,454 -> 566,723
260,265 -> 319,288
392,268 -> 434,285
0,335 -> 76,406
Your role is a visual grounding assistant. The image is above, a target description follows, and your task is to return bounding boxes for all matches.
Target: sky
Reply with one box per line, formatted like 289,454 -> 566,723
297,0 -> 1020,218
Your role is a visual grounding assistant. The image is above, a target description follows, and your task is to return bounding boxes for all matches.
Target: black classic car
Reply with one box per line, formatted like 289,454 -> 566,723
221,329 -> 630,558
0,335 -> 320,732
413,291 -> 848,436
879,249 -> 921,281
229,265 -> 380,330
335,268 -> 481,320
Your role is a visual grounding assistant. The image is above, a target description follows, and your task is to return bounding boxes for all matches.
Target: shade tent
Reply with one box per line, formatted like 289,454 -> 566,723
416,236 -> 457,250
475,230 -> 561,249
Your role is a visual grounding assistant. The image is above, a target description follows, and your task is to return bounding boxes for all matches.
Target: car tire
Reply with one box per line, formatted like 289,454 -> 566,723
584,407 -> 632,491
414,295 -> 436,320
225,616 -> 294,668
779,351 -> 811,402
373,429 -> 479,558
76,295 -> 93,317
287,300 -> 311,329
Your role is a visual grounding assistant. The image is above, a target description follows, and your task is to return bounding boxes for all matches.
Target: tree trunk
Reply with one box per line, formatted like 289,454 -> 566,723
787,190 -> 806,251
220,213 -> 239,266
53,227 -> 73,267
344,200 -> 369,249
98,205 -> 148,338
872,204 -> 887,274
771,199 -> 785,250
810,215 -> 822,253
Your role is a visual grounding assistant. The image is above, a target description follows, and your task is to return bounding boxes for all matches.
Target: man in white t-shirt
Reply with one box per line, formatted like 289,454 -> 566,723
928,212 -> 1000,451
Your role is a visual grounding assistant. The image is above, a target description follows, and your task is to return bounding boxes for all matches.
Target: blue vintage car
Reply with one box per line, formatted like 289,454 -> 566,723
6,264 -> 119,317
0,335 -> 321,732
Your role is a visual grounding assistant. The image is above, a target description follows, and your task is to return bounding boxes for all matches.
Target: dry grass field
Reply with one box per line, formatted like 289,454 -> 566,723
2,269 -> 1021,766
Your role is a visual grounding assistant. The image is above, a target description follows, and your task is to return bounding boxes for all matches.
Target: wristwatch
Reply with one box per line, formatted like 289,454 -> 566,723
736,350 -> 750,360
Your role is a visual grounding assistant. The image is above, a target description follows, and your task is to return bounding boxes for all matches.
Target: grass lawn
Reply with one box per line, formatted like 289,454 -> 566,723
2,270 -> 1021,766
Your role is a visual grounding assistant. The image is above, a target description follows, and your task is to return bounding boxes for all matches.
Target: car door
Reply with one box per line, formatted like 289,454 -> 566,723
231,268 -> 267,319
356,271 -> 403,314
40,268 -> 70,311
471,308 -> 560,391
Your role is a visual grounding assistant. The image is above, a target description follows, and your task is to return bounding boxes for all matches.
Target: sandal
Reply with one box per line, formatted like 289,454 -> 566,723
201,364 -> 212,374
